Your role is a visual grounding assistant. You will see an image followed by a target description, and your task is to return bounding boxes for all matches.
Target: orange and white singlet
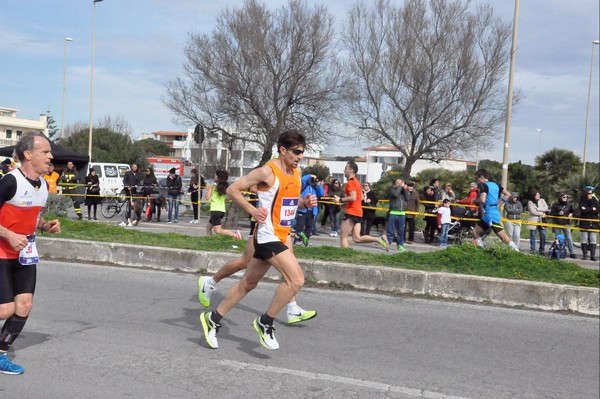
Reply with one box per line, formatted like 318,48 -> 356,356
255,160 -> 301,244
0,169 -> 48,259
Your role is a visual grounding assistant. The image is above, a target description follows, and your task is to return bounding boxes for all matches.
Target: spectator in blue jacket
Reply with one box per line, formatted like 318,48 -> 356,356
294,174 -> 325,246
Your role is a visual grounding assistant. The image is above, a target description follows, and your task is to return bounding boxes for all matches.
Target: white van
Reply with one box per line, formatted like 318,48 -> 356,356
89,163 -> 131,197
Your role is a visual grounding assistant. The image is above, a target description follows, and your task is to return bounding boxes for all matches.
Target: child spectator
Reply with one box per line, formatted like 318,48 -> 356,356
437,199 -> 452,249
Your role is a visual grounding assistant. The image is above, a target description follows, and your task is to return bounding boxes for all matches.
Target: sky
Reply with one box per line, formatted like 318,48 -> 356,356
1,0 -> 599,167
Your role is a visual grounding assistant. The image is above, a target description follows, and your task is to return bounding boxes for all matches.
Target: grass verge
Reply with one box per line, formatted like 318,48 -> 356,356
50,218 -> 599,288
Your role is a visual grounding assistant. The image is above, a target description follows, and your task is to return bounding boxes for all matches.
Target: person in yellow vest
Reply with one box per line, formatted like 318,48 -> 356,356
42,163 -> 60,194
58,161 -> 83,219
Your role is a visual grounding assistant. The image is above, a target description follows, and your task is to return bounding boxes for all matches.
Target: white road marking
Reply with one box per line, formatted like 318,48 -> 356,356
219,359 -> 469,399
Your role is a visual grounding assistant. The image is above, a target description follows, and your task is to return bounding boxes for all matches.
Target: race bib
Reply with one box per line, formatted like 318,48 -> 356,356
19,234 -> 39,265
279,197 -> 298,227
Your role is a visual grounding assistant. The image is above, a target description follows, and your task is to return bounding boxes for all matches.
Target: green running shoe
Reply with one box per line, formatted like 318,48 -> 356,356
287,308 -> 317,324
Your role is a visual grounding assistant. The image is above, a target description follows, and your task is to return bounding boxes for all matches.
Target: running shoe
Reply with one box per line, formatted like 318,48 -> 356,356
287,308 -> 317,324
198,276 -> 216,308
253,318 -> 279,350
0,353 -> 24,375
233,230 -> 243,240
118,221 -> 127,227
378,235 -> 390,252
397,245 -> 406,253
297,232 -> 309,246
329,231 -> 338,237
200,312 -> 220,349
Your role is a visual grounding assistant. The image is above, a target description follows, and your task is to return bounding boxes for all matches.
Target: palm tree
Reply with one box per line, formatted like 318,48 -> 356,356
535,148 -> 582,198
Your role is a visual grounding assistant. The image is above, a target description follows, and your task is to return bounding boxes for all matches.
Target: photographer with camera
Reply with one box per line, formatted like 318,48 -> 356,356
293,174 -> 324,246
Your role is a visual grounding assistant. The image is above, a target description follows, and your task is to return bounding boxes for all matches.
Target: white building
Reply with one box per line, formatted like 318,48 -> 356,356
305,144 -> 475,184
0,107 -> 48,147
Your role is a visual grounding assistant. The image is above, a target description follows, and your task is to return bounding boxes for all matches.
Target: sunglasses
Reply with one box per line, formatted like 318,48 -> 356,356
289,148 -> 304,155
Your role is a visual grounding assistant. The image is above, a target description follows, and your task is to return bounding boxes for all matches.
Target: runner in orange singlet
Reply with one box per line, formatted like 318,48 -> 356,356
334,161 -> 390,251
200,129 -> 318,350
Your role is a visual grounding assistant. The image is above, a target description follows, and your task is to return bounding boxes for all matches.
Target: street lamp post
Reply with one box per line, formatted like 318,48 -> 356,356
88,0 -> 103,162
536,128 -> 542,157
501,0 -> 520,189
583,40 -> 600,176
60,37 -> 73,140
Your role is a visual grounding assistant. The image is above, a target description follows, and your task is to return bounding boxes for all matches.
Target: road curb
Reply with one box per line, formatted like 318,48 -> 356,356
38,237 -> 599,316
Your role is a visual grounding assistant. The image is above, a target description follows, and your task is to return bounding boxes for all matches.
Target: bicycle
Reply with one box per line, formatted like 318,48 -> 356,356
101,188 -> 128,218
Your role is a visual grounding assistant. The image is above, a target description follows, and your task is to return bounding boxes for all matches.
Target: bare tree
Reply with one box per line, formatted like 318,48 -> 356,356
164,0 -> 343,166
341,0 -> 511,179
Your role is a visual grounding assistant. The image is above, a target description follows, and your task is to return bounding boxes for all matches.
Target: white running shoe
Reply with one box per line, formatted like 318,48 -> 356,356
127,222 -> 133,227
200,312 -> 220,349
198,276 -> 216,308
253,318 -> 279,350
119,221 -> 127,227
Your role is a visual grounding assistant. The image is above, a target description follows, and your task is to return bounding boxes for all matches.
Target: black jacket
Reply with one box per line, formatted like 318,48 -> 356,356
167,174 -> 182,196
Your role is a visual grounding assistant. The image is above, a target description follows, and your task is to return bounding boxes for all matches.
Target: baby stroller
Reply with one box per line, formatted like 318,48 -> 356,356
548,234 -> 567,260
447,205 -> 478,244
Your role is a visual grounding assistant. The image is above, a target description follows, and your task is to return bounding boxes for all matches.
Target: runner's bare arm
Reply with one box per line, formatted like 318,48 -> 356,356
226,165 -> 273,218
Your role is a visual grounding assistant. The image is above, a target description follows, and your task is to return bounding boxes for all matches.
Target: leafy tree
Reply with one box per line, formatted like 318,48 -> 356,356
61,128 -> 147,166
164,0 -> 342,166
135,138 -> 171,157
340,0 -> 511,179
46,110 -> 59,140
301,164 -> 330,181
507,161 -> 537,198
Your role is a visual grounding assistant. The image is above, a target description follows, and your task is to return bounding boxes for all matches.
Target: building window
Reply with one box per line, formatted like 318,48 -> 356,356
6,129 -> 12,139
16,130 -> 22,139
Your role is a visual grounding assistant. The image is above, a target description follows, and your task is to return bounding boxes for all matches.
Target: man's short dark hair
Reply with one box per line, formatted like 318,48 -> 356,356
346,161 -> 358,174
474,169 -> 488,179
277,129 -> 306,153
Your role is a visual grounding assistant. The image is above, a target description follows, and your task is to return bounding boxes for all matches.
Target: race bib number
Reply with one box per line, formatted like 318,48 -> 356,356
279,197 -> 298,227
19,234 -> 39,265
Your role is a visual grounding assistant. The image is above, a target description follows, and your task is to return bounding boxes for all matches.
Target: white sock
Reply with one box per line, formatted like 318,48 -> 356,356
508,241 -> 519,251
206,277 -> 217,286
287,301 -> 299,312
473,237 -> 484,247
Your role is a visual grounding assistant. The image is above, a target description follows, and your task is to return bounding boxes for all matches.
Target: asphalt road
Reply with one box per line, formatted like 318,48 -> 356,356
2,261 -> 598,398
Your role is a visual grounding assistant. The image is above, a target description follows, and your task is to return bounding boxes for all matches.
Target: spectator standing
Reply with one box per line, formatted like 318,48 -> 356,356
456,182 -> 480,215
386,178 -> 409,251
404,181 -> 420,244
42,163 -> 60,194
140,168 -> 158,221
311,178 -> 325,236
360,182 -> 378,236
334,161 -> 390,251
328,179 -> 343,237
430,178 -> 442,202
58,161 -> 83,220
422,185 -> 437,244
440,182 -> 455,202
578,187 -> 599,261
503,192 -> 523,249
437,199 -> 452,248
320,176 -> 333,229
84,168 -> 101,220
166,167 -> 182,223
188,168 -> 204,224
0,159 -> 10,178
550,192 -> 577,259
122,163 -> 140,198
527,190 -> 548,255
294,174 -> 324,245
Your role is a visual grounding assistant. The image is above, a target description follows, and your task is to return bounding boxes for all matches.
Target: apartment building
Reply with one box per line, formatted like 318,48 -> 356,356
0,107 -> 48,147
